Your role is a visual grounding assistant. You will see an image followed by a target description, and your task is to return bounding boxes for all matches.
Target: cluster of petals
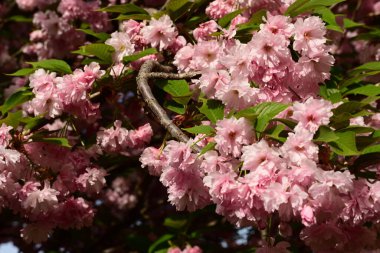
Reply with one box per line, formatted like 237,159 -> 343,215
97,120 -> 153,155
25,62 -> 104,121
168,245 -> 203,253
141,93 -> 380,252
174,12 -> 334,108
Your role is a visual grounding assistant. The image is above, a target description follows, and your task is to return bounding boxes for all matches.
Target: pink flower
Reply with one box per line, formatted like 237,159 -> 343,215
221,42 -> 254,78
140,15 -> 178,50
193,20 -> 218,41
96,120 -> 129,153
205,0 -> 235,19
140,147 -> 166,176
293,16 -> 327,56
215,78 -> 259,110
76,167 -> 107,194
199,69 -> 230,98
215,117 -> 254,157
56,197 -> 94,229
105,31 -> 135,62
301,205 -> 316,226
160,165 -> 211,212
126,123 -> 153,148
241,140 -> 283,172
291,97 -> 333,133
0,124 -> 12,147
280,128 -> 319,165
173,44 -> 195,72
191,40 -> 221,70
201,150 -> 237,173
260,13 -> 294,38
23,181 -> 59,214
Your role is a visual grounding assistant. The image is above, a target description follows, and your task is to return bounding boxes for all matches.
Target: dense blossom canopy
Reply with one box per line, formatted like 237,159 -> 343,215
0,0 -> 380,252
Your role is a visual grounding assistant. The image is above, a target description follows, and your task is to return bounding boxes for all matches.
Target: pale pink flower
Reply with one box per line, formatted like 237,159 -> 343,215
205,0 -> 235,19
140,15 -> 178,50
23,181 -> 59,214
191,40 -> 221,70
215,117 -> 254,157
56,197 -> 94,229
105,31 -> 135,62
0,124 -> 12,147
260,13 -> 294,38
160,165 -> 211,212
173,44 -> 195,72
199,69 -> 230,98
241,140 -> 283,172
126,123 -> 153,148
193,20 -> 218,41
215,78 -> 259,110
96,120 -> 129,153
140,147 -> 166,176
221,42 -> 254,78
293,16 -> 327,56
201,150 -> 236,174
291,97 -> 333,133
301,205 -> 316,226
76,167 -> 107,194
280,128 -> 319,165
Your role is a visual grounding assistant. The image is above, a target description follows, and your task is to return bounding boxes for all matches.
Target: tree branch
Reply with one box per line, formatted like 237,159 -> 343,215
136,60 -> 201,152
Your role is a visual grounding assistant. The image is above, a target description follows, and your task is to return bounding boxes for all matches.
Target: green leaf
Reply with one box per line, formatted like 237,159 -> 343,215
166,0 -> 194,21
343,85 -> 380,96
351,62 -> 380,75
199,142 -> 216,156
164,100 -> 186,114
330,131 -> 360,156
266,124 -> 287,143
6,68 -> 35,77
20,116 -> 48,131
285,0 -> 345,17
163,217 -> 187,229
33,137 -> 71,148
0,88 -> 34,115
27,59 -> 72,74
115,14 -> 151,21
148,234 -> 174,253
123,48 -> 157,64
0,111 -> 23,128
198,99 -> 224,124
314,7 -> 343,32
343,18 -> 364,29
362,144 -> 380,154
218,9 -> 242,28
183,125 -> 215,135
77,29 -> 110,41
314,126 -> 339,142
7,15 -> 32,22
236,102 -> 288,132
73,43 -> 115,64
98,3 -> 149,14
155,79 -> 192,105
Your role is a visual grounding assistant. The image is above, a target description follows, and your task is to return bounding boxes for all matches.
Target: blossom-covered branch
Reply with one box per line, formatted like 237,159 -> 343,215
137,60 -> 201,150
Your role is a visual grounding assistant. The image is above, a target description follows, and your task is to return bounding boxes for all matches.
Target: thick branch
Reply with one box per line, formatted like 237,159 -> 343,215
137,60 -> 201,152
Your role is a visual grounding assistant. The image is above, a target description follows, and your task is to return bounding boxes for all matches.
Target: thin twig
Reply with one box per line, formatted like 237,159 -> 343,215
136,60 -> 201,152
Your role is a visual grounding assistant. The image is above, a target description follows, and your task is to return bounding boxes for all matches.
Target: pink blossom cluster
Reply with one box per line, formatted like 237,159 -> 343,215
142,97 -> 380,252
205,0 -> 296,19
174,13 -> 334,110
97,120 -> 153,156
104,177 -> 137,211
25,62 -> 104,122
168,245 -> 202,253
0,124 -> 107,243
106,15 -> 185,70
23,0 -> 110,59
